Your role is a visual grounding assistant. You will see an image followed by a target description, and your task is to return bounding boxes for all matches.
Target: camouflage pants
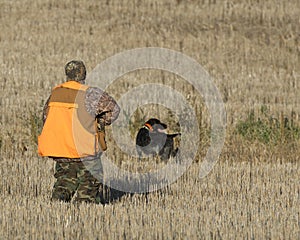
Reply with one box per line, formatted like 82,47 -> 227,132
51,159 -> 103,204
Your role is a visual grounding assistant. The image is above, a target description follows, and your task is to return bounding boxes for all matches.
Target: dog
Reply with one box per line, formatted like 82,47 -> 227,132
135,118 -> 181,161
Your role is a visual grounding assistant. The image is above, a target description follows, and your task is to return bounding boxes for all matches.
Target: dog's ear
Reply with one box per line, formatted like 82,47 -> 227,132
146,118 -> 160,126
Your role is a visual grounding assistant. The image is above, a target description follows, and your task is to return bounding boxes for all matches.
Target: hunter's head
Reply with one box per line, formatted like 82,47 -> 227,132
65,60 -> 86,83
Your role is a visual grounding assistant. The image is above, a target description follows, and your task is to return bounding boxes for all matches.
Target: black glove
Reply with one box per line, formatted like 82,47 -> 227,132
97,118 -> 105,133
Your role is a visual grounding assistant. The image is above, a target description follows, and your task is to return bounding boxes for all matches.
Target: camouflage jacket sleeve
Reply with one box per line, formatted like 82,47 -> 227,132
85,87 -> 120,125
42,96 -> 50,125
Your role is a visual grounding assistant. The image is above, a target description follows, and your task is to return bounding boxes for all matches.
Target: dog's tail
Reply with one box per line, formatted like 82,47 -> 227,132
167,133 -> 181,138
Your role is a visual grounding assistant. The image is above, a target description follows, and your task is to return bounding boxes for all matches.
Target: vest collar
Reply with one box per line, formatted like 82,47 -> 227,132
55,81 -> 88,91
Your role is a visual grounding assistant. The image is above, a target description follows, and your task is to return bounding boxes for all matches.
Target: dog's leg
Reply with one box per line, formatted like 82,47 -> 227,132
159,142 -> 172,162
171,147 -> 179,157
136,146 -> 143,161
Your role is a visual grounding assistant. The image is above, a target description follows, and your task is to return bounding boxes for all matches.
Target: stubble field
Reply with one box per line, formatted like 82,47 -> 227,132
0,0 -> 299,239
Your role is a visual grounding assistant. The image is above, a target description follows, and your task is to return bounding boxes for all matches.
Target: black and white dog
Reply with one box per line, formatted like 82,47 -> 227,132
136,118 -> 180,161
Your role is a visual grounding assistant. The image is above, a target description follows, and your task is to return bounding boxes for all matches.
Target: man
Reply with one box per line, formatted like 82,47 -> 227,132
38,60 -> 120,204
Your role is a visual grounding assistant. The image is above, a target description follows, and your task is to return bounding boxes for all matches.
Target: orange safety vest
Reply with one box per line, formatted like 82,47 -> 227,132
38,81 -> 100,158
